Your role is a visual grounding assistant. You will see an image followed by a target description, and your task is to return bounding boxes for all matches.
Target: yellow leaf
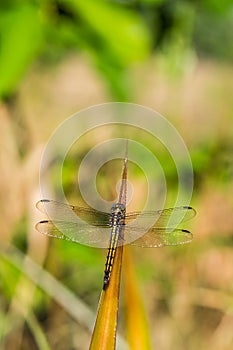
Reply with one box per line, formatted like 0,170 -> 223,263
123,247 -> 152,350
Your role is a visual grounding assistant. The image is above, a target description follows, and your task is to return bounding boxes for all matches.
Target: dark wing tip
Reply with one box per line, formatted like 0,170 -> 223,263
183,205 -> 192,210
35,220 -> 49,231
181,229 -> 193,242
36,199 -> 50,209
181,229 -> 191,234
183,205 -> 196,211
38,220 -> 49,224
183,206 -> 197,216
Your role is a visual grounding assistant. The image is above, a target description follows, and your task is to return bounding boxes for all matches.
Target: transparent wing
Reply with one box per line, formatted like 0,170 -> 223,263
123,206 -> 195,247
36,200 -> 195,248
125,206 -> 196,227
123,226 -> 193,247
35,220 -> 112,248
36,199 -> 111,226
36,220 -> 193,248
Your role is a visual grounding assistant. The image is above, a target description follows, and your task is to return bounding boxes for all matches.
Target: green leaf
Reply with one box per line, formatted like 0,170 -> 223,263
61,0 -> 151,66
201,0 -> 233,15
0,4 -> 43,98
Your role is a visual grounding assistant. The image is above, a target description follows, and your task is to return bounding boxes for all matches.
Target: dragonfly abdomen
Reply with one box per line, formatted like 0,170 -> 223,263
103,226 -> 120,287
103,203 -> 126,288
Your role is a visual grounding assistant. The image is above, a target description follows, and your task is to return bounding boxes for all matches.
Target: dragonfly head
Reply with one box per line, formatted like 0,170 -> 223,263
111,203 -> 126,215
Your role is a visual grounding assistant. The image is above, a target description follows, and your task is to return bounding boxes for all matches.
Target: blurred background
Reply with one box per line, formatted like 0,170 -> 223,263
0,1 -> 233,349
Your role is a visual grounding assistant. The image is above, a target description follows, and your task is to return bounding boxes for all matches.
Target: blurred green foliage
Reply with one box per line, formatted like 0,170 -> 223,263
0,258 -> 21,299
0,0 -> 232,100
0,1 -> 233,349
191,139 -> 233,187
0,2 -> 43,98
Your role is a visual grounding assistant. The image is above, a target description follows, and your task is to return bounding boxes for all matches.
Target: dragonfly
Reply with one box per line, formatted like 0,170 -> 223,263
36,199 -> 196,287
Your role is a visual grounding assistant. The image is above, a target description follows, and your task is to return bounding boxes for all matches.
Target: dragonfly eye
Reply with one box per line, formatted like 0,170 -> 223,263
111,203 -> 126,214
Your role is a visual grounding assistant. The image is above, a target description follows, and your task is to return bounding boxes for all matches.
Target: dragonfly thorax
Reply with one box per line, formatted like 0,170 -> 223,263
111,203 -> 126,216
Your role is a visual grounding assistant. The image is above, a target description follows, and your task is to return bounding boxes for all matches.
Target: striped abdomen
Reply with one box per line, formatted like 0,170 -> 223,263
103,203 -> 125,288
